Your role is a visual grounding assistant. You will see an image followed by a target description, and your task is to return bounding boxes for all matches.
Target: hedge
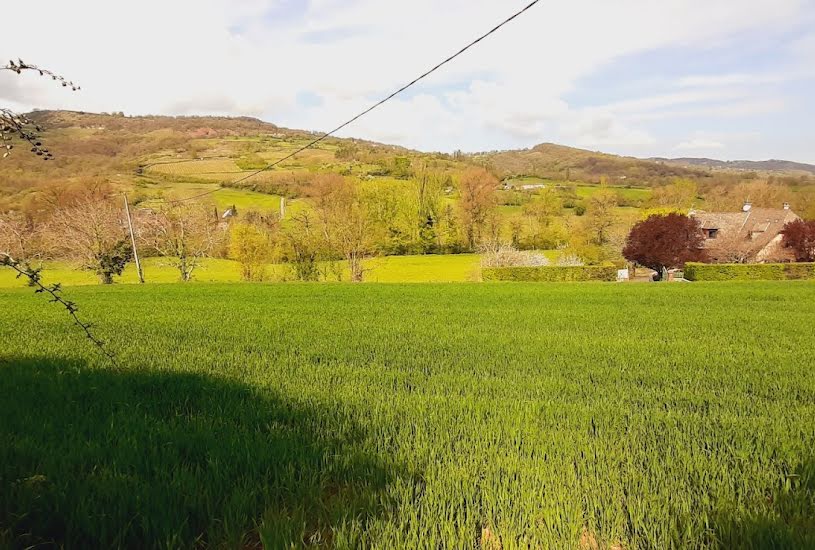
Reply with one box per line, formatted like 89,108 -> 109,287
483,264 -> 618,282
684,262 -> 815,281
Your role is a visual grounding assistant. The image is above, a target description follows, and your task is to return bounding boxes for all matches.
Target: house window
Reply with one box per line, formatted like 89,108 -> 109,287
707,229 -> 719,239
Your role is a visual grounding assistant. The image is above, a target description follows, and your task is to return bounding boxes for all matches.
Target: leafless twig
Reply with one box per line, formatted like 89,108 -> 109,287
1,59 -> 80,159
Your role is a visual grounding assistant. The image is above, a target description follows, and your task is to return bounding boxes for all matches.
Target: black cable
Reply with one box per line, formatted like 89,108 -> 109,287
166,0 -> 542,204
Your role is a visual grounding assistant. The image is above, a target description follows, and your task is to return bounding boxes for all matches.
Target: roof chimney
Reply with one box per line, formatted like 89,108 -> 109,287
742,201 -> 752,212
783,202 -> 790,210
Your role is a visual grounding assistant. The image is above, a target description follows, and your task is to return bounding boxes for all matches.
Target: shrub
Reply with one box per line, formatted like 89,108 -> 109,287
480,242 -> 549,268
235,154 -> 268,170
483,264 -> 617,282
229,223 -> 272,281
94,240 -> 133,285
556,253 -> 584,267
684,262 -> 815,281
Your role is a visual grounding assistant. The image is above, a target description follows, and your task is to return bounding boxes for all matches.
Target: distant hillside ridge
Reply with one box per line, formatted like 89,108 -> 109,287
27,109 -> 284,136
649,157 -> 815,175
476,142 -> 707,184
4,111 -> 814,206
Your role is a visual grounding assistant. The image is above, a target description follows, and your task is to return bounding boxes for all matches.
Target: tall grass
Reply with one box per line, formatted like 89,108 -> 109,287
1,282 -> 814,548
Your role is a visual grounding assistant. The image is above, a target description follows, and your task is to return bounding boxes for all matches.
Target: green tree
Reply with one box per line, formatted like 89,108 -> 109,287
522,188 -> 562,228
458,168 -> 498,250
283,212 -> 321,281
411,167 -> 445,253
229,223 -> 271,281
650,178 -> 699,209
585,188 -> 618,246
310,174 -> 375,282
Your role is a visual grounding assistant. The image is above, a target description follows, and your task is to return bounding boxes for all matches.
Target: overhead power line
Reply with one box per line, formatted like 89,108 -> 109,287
166,0 -> 542,204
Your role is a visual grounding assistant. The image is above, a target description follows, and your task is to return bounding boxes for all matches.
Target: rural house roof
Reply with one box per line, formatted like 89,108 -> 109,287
689,206 -> 800,262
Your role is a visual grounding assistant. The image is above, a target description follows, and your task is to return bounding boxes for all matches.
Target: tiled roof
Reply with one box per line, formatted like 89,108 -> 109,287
690,207 -> 801,262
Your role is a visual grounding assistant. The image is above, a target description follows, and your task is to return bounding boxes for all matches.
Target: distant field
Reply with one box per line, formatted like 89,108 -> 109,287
135,177 -> 306,213
147,158 -> 242,175
573,183 -> 651,201
0,254 -> 485,287
504,177 -> 652,201
1,282 -> 814,548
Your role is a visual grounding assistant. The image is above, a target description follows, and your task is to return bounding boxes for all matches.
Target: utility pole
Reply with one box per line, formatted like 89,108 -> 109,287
123,193 -> 145,284
280,196 -> 286,220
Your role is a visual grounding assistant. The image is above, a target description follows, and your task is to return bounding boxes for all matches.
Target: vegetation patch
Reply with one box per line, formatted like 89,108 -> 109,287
483,264 -> 617,282
684,262 -> 815,281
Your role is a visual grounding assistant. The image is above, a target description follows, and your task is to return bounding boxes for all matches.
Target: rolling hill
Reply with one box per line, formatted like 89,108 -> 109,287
1,110 -> 813,216
649,157 -> 815,175
477,143 -> 706,183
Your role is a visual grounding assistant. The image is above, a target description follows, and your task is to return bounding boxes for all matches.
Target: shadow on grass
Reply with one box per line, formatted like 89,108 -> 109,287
712,460 -> 815,549
0,356 -> 403,549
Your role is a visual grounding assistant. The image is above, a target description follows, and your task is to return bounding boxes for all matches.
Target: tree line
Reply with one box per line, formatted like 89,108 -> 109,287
0,169 -> 508,283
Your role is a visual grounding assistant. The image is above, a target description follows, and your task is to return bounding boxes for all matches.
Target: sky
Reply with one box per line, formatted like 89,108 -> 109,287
2,0 -> 814,163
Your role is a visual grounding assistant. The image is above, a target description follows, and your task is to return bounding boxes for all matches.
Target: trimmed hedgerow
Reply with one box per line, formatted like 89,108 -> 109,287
482,264 -> 617,282
684,262 -> 815,281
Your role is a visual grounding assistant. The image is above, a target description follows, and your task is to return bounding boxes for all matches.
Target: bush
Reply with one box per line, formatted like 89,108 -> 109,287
480,243 -> 549,268
229,223 -> 272,281
684,262 -> 815,281
483,264 -> 617,282
235,154 -> 268,170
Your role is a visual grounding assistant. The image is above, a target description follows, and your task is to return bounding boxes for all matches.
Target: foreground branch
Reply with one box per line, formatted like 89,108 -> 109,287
1,59 -> 80,159
1,254 -> 118,365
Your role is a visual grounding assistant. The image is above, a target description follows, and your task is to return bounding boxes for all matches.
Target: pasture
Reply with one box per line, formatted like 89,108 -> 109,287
0,254 -> 483,288
1,282 -> 814,548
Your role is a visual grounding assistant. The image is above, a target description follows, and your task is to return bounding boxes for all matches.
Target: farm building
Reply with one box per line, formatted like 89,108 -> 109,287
689,203 -> 800,263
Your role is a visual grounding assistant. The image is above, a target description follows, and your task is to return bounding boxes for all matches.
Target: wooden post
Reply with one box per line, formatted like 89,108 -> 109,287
123,194 -> 145,284
280,196 -> 286,220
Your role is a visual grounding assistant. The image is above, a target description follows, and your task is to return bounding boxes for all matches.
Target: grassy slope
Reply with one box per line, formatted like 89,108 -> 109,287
1,282 -> 814,548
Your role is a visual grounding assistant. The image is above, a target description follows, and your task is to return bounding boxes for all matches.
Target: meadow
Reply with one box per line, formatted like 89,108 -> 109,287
0,254 -> 484,288
1,282 -> 814,549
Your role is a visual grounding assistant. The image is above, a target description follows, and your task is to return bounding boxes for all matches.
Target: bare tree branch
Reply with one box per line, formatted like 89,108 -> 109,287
0,253 -> 118,365
0,58 -> 114,364
1,59 -> 80,159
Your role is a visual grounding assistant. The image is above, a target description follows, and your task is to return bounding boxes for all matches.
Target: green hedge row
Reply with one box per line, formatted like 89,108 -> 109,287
483,264 -> 618,282
684,262 -> 815,281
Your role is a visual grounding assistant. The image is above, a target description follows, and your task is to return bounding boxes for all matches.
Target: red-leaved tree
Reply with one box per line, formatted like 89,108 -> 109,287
623,213 -> 706,276
781,219 -> 815,262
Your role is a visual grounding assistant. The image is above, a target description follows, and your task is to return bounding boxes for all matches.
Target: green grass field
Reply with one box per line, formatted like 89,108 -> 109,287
0,255 -> 483,288
1,282 -> 814,548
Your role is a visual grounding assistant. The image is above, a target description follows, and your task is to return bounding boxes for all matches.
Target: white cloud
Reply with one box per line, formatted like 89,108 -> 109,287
677,73 -> 777,88
623,98 -> 786,122
603,89 -> 749,114
0,0 -> 810,156
675,139 -> 726,151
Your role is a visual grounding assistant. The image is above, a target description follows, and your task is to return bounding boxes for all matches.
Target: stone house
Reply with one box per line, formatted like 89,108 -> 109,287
689,203 -> 800,263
